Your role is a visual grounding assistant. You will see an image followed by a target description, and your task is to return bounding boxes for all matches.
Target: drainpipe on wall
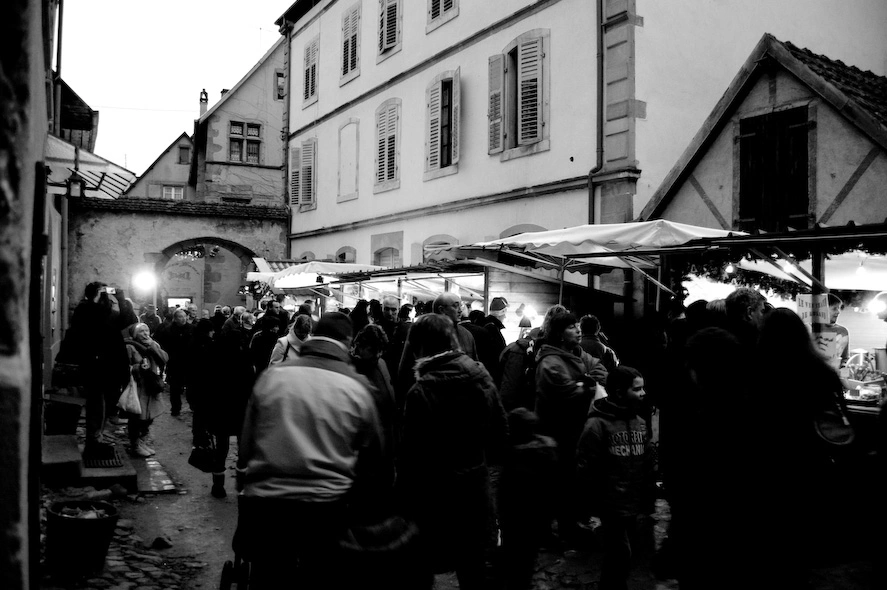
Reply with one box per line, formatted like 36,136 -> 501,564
588,0 -> 605,291
280,20 -> 293,259
54,0 -> 64,137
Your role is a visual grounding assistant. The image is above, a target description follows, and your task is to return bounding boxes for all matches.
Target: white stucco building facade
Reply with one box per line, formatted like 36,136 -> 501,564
275,0 -> 887,312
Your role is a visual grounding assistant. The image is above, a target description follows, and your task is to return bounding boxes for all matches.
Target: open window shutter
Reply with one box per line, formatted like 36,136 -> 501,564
488,54 -> 505,154
451,67 -> 461,165
301,139 -> 316,205
517,37 -> 543,145
289,147 -> 301,206
380,0 -> 397,50
386,103 -> 398,180
376,107 -> 387,182
304,40 -> 318,100
342,10 -> 352,76
350,7 -> 360,72
426,82 -> 441,171
311,39 -> 319,97
342,6 -> 360,76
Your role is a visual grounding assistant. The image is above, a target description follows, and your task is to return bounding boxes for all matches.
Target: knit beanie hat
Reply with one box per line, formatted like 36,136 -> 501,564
313,312 -> 353,343
490,297 -> 509,312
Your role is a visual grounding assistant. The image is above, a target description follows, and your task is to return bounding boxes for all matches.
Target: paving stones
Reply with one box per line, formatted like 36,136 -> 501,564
39,486 -> 199,590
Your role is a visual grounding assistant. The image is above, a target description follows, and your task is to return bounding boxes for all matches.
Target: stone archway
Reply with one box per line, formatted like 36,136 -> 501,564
150,237 -> 257,313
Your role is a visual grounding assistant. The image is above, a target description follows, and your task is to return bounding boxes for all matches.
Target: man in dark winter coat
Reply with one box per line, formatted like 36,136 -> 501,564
462,309 -> 499,382
397,313 -> 507,589
154,308 -> 193,416
579,314 -> 619,373
483,297 -> 509,383
64,282 -> 131,460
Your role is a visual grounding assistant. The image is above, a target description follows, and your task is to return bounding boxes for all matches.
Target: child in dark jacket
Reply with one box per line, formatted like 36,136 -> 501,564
576,366 -> 654,590
498,408 -> 558,590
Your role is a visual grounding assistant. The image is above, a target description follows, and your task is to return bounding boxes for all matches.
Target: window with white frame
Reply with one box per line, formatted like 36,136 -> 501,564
374,98 -> 400,193
341,3 -> 361,84
303,36 -> 319,107
162,186 -> 184,200
425,68 -> 460,180
377,0 -> 401,62
229,121 -> 261,163
289,138 -> 317,209
488,29 -> 550,160
427,0 -> 458,33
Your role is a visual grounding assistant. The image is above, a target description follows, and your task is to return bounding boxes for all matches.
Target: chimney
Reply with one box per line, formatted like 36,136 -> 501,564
199,89 -> 208,116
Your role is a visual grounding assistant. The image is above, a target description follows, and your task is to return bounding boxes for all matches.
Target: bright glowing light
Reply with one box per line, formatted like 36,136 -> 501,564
132,271 -> 157,294
725,264 -> 735,274
868,299 -> 887,315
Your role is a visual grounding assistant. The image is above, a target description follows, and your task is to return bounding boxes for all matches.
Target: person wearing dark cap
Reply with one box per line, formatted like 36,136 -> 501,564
483,297 -> 509,383
235,312 -> 388,588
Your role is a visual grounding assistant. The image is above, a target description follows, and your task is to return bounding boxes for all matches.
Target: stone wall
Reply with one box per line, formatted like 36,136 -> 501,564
66,198 -> 287,319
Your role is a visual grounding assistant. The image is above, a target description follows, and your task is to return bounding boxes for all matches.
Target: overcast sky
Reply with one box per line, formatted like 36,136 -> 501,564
63,0 -> 289,176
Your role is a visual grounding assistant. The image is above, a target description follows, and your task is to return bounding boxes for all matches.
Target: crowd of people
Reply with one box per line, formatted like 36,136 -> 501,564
58,281 -> 881,589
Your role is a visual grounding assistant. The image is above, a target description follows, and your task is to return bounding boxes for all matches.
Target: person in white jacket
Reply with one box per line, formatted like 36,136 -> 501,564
267,314 -> 313,364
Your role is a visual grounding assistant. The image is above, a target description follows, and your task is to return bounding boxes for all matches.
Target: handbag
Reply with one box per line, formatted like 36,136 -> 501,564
140,367 -> 165,395
338,514 -> 420,555
188,438 -> 217,473
813,405 -> 855,446
117,375 -> 142,415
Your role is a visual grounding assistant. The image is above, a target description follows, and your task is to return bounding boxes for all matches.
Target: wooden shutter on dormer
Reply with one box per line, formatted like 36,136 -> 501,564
488,54 -> 505,154
517,37 -> 542,145
451,67 -> 461,164
289,146 -> 301,206
300,138 -> 316,206
426,82 -> 441,170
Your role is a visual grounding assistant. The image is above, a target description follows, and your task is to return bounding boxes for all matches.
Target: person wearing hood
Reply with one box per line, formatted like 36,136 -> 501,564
249,314 -> 282,375
268,314 -> 312,364
534,310 -> 608,546
576,366 -> 654,590
397,313 -> 508,589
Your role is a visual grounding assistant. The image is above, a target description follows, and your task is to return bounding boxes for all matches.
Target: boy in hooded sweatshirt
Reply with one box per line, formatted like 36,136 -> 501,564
576,366 -> 654,590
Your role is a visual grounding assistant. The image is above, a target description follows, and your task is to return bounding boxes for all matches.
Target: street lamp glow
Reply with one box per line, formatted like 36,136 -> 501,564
132,270 -> 157,293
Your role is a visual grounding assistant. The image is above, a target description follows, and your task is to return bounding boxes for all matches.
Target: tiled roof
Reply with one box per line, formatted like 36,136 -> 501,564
70,197 -> 289,220
783,40 -> 887,128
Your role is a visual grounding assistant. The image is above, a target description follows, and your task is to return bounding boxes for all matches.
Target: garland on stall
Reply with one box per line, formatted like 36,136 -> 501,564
666,251 -> 809,300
